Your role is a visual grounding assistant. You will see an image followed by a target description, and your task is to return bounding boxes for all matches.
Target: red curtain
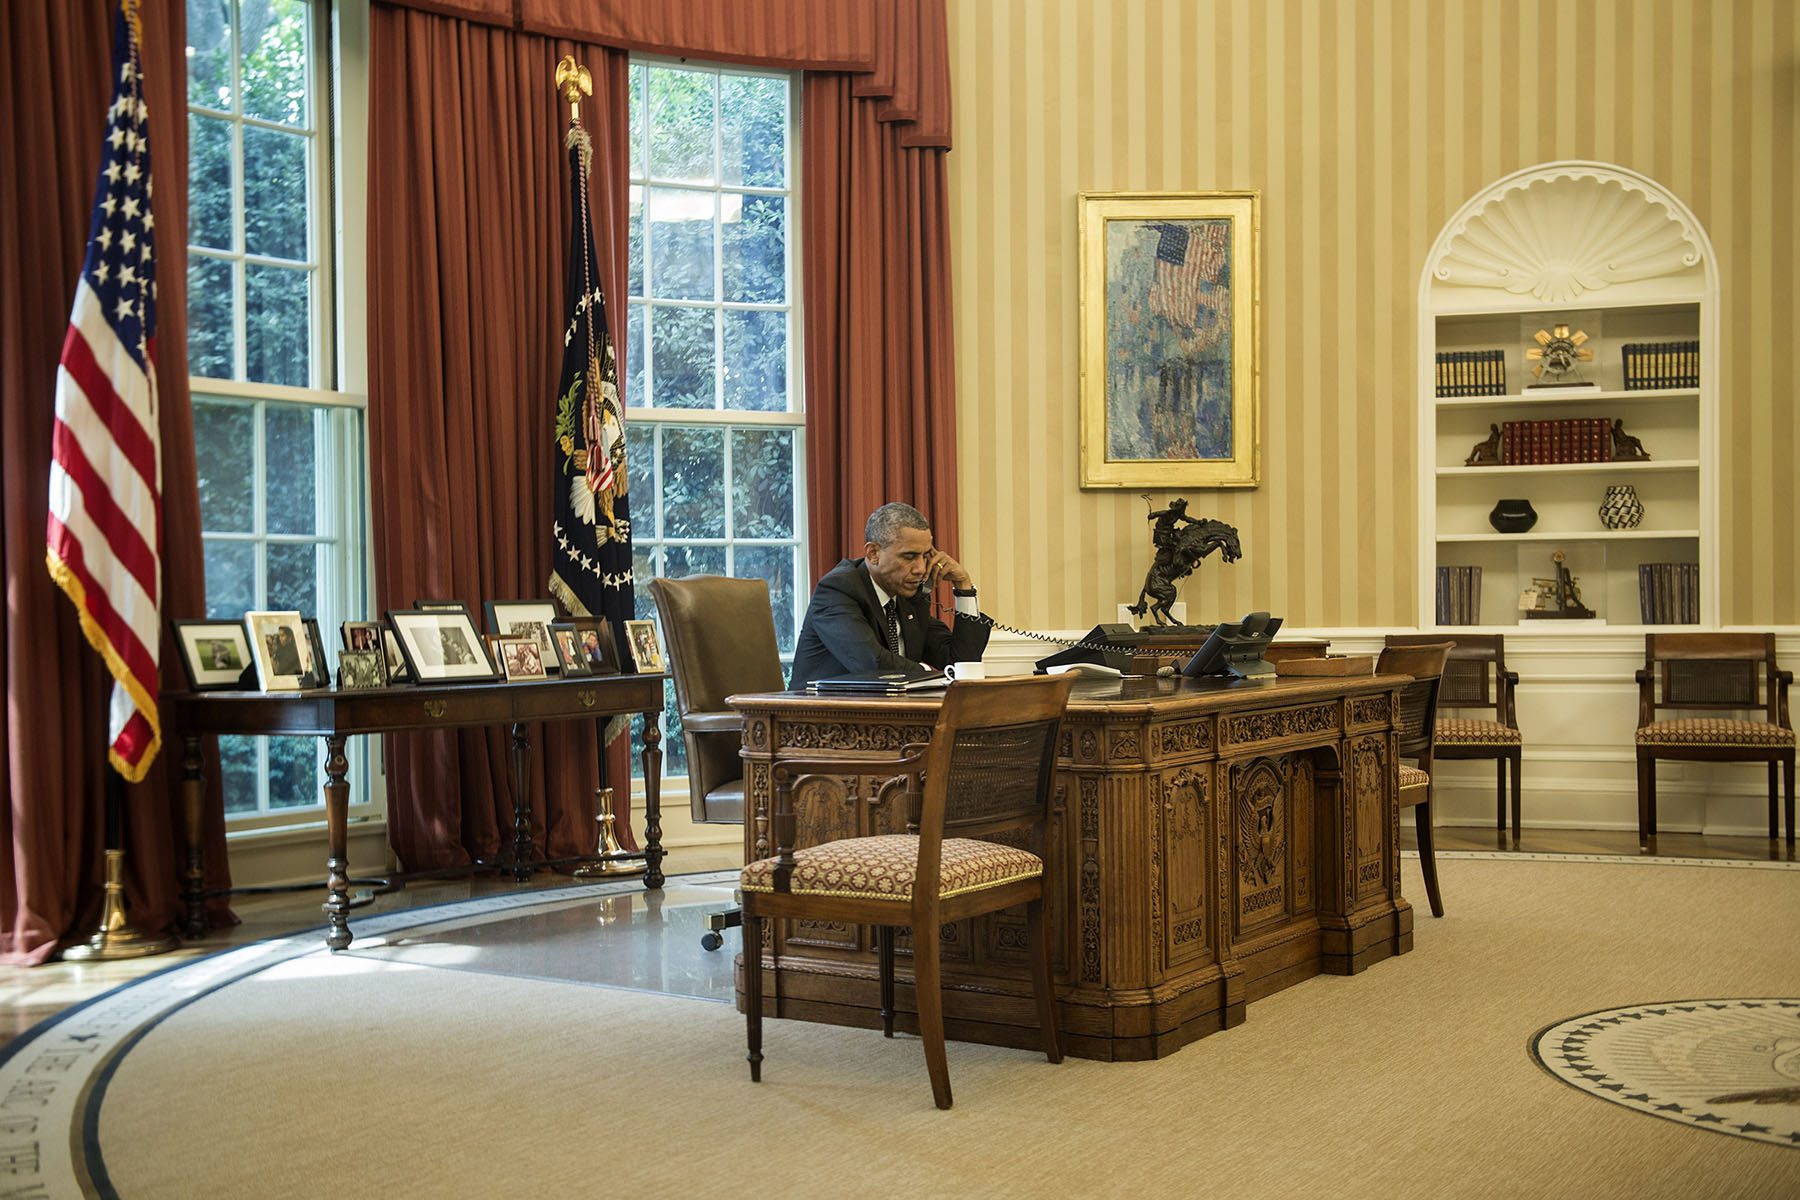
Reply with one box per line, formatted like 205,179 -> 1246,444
0,0 -> 232,965
367,6 -> 635,869
799,69 -> 960,579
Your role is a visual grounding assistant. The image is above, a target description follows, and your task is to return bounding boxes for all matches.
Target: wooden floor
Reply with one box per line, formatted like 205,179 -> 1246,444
2,828 -> 1791,1044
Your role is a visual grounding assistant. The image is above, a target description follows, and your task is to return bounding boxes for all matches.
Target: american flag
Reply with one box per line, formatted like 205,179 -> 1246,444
46,0 -> 163,783
547,108 -> 634,661
1148,221 -> 1229,330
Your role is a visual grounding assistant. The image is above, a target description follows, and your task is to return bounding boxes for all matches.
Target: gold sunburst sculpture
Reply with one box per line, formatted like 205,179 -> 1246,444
1525,324 -> 1593,384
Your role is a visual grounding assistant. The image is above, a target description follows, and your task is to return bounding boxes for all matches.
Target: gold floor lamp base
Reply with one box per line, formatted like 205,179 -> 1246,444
572,791 -> 645,879
61,849 -> 180,961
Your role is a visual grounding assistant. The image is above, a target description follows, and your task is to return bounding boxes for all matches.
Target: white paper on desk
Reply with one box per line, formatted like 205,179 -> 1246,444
1046,662 -> 1124,678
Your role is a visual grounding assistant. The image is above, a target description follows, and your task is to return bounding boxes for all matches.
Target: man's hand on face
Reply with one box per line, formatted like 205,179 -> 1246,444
923,548 -> 972,592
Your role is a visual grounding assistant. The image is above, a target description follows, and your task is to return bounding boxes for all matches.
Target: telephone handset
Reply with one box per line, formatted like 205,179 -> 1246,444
954,610 -> 1149,673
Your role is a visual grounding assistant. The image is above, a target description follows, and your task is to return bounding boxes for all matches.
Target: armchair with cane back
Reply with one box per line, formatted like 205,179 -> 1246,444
740,673 -> 1076,1110
1386,634 -> 1524,840
1375,642 -> 1454,918
648,575 -> 789,950
1634,633 -> 1794,847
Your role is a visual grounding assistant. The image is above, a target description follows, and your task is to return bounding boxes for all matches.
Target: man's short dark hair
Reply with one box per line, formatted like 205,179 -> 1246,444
865,502 -> 931,548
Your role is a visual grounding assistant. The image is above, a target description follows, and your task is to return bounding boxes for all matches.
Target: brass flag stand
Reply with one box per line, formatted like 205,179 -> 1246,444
62,771 -> 179,961
574,786 -> 645,878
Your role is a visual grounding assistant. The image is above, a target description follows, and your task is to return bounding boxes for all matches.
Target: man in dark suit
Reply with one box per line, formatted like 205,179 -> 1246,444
788,502 -> 990,691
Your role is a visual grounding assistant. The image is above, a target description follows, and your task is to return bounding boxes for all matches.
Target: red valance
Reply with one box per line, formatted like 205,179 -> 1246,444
373,0 -> 950,147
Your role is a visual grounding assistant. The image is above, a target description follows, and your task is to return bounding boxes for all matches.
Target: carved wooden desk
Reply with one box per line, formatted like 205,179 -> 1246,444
168,673 -> 666,951
730,674 -> 1410,1061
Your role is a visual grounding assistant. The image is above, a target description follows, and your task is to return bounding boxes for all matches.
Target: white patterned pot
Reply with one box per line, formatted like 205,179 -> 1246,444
1599,483 -> 1645,529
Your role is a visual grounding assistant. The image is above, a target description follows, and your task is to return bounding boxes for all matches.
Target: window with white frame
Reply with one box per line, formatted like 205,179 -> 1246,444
186,0 -> 370,822
624,60 -> 805,779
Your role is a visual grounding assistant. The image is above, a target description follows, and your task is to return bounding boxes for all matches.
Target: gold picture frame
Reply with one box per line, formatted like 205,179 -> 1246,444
1078,190 -> 1260,489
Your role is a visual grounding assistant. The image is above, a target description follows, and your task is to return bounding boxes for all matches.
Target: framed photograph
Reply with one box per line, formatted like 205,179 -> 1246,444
382,629 -> 411,683
484,599 -> 560,671
548,622 -> 590,676
624,618 -> 665,673
386,608 -> 500,684
570,617 -> 620,676
341,620 -> 384,654
1077,190 -> 1260,489
173,620 -> 253,690
495,636 -> 549,681
338,649 -> 386,690
244,610 -> 315,692
414,598 -> 471,614
302,618 -> 332,689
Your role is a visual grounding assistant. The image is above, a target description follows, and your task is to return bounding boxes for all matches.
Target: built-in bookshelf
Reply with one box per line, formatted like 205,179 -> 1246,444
1418,162 -> 1718,631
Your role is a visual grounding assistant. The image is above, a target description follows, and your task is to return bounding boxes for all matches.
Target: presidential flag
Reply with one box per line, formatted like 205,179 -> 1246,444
46,0 -> 164,783
546,76 -> 635,663
1148,220 -> 1229,331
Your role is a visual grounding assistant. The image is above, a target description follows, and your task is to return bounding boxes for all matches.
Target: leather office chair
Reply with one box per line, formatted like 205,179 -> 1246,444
741,673 -> 1076,1110
1634,632 -> 1794,847
1386,634 -> 1523,840
1377,642 -> 1454,918
648,575 -> 788,950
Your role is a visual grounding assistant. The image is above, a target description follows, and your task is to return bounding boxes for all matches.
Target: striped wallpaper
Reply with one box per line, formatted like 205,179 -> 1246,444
945,0 -> 1798,630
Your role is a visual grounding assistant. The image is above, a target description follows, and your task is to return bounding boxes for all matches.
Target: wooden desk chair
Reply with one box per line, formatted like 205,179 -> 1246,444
1634,633 -> 1794,847
1386,634 -> 1523,839
1376,642 -> 1454,918
648,575 -> 789,949
740,673 -> 1076,1110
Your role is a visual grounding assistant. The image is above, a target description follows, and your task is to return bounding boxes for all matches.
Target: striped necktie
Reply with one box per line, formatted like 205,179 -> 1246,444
883,598 -> 901,654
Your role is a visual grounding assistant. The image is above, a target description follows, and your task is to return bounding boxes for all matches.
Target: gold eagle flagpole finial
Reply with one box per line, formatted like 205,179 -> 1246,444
555,55 -> 592,124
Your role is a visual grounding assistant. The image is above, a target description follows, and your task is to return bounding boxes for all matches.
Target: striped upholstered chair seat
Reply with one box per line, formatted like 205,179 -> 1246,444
1635,718 -> 1796,748
741,835 -> 1043,902
1397,764 -> 1431,792
1435,717 -> 1522,746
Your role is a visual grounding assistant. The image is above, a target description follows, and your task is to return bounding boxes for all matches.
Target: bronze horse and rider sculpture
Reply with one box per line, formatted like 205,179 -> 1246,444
1128,496 -> 1242,626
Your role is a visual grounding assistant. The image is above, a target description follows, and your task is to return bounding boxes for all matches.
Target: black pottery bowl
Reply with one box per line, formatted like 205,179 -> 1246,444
1488,499 -> 1538,534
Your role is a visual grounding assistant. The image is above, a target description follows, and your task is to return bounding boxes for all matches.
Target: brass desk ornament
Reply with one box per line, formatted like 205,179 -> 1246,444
574,787 -> 645,878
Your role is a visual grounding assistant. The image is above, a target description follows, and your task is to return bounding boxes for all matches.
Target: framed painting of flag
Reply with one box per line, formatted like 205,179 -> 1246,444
1077,191 -> 1261,488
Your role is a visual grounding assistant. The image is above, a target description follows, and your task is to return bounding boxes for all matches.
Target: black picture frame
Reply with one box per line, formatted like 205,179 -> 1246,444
302,618 -> 332,689
385,608 -> 500,684
172,619 -> 255,690
548,621 -> 590,676
569,617 -> 620,676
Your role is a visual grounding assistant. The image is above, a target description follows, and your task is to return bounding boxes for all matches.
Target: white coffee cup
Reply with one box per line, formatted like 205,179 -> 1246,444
944,660 -> 986,681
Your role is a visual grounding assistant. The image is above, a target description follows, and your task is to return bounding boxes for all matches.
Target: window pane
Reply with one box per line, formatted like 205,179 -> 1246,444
721,74 -> 787,189
650,306 -> 716,409
647,66 -> 715,184
204,539 -> 255,619
663,545 -> 726,578
243,125 -> 308,261
240,0 -> 310,127
723,310 -> 787,413
628,65 -> 645,179
267,737 -> 319,810
187,256 -> 236,379
627,186 -> 644,298
187,0 -> 233,111
734,545 -> 797,655
219,735 -> 259,815
245,263 -> 310,386
625,305 -> 645,405
265,405 -> 317,534
730,428 -> 795,538
649,188 -> 715,301
188,114 -> 234,251
661,426 -> 725,538
626,425 -> 655,533
721,194 -> 785,304
266,541 -> 318,614
632,546 -> 657,622
659,679 -> 687,777
194,401 -> 255,532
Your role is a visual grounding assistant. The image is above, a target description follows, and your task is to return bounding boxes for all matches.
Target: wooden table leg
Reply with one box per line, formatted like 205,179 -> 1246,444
511,721 -> 533,881
322,735 -> 352,951
641,709 -> 664,888
181,735 -> 208,939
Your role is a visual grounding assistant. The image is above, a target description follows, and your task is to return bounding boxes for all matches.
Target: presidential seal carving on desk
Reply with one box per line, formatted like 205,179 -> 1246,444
1233,758 -> 1288,921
